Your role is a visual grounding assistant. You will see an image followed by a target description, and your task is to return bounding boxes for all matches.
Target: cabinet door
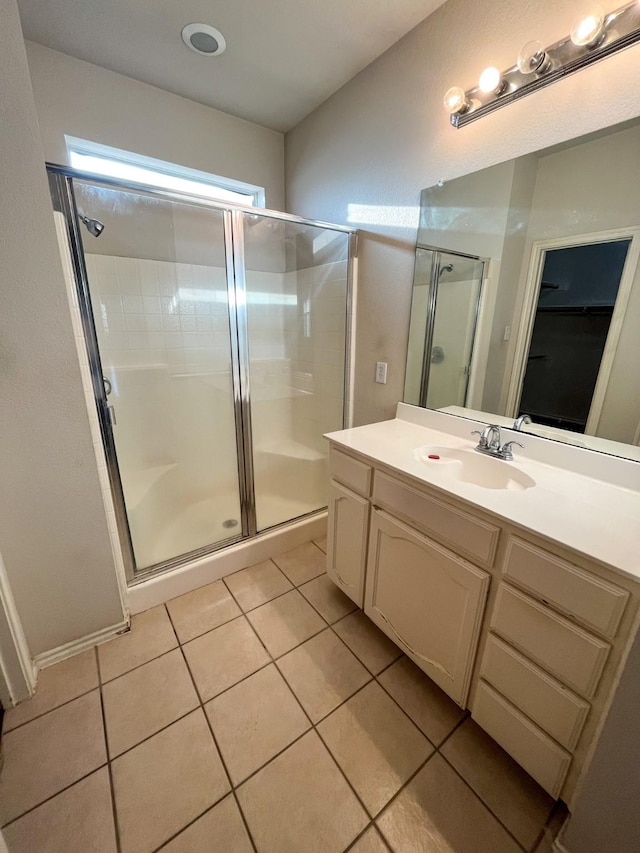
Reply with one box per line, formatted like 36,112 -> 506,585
326,479 -> 370,607
365,509 -> 489,706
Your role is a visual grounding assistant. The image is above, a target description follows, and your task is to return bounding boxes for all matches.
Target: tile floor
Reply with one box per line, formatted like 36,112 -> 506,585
0,537 -> 566,853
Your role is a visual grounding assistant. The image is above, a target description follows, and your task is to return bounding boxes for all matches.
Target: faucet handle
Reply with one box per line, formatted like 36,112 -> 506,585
501,440 -> 524,460
471,429 -> 487,447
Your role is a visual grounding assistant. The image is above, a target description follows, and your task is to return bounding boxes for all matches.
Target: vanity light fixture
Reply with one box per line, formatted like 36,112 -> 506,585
443,86 -> 471,116
571,7 -> 606,46
516,40 -> 551,74
478,66 -> 507,95
445,0 -> 640,128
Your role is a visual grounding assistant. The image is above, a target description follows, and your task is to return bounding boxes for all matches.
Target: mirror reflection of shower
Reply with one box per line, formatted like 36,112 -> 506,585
78,214 -> 105,237
404,247 -> 486,411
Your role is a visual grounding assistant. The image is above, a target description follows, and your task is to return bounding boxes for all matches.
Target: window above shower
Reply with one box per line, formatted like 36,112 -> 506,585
65,136 -> 265,207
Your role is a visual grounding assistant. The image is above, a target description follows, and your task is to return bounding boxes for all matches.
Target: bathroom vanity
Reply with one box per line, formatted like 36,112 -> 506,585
325,404 -> 640,804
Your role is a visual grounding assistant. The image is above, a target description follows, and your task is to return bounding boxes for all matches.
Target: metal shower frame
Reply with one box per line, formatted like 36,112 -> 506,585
47,163 -> 357,584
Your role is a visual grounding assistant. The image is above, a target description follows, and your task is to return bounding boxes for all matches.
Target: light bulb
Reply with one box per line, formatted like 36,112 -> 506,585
443,86 -> 470,115
478,66 -> 505,95
517,40 -> 550,74
570,7 -> 605,46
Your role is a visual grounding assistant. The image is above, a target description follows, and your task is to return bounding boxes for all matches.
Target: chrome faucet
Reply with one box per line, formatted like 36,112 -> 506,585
513,414 -> 532,431
471,425 -> 524,461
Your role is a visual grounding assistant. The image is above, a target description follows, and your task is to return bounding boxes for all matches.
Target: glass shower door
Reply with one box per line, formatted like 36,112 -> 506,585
426,252 -> 484,409
240,213 -> 349,531
73,179 -> 243,572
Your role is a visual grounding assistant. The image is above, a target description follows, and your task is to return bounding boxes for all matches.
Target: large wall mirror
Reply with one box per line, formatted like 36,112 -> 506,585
405,116 -> 640,462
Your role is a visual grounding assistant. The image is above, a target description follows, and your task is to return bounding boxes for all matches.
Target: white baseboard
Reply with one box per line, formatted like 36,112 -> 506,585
33,619 -> 130,671
128,512 -> 328,614
0,554 -> 37,705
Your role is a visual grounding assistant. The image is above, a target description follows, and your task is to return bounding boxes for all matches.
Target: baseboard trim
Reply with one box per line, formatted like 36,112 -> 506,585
0,555 -> 36,704
33,619 -> 130,671
552,840 -> 569,853
128,512 -> 328,614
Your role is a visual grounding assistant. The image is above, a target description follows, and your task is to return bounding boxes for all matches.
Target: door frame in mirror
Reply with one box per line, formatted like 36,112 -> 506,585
505,226 -> 640,436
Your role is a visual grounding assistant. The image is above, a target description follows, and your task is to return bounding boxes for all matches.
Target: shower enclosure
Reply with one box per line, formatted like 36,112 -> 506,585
48,166 -> 355,581
405,246 -> 485,410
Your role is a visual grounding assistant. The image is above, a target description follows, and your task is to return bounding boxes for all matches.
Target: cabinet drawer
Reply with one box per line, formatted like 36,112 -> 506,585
503,538 -> 628,638
491,584 -> 610,699
372,471 -> 499,567
480,634 -> 590,752
326,480 -> 369,607
472,680 -> 571,798
329,447 -> 372,496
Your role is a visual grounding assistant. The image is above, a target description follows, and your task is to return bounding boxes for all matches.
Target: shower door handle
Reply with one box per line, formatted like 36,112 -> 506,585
102,399 -> 117,427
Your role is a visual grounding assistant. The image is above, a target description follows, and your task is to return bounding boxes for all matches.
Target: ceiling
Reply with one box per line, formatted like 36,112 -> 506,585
17,0 -> 447,132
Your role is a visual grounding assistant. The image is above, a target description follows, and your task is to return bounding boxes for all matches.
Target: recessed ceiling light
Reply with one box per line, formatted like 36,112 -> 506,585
181,23 -> 226,56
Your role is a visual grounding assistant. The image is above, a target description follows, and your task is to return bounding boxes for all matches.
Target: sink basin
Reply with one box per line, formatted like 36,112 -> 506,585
414,445 -> 536,492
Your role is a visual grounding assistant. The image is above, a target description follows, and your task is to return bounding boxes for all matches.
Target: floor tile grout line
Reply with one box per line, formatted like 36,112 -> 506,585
437,750 -> 529,853
434,712 -> 555,851
2,682 -> 102,734
0,761 -> 111,830
248,618 -> 328,661
431,710 -> 469,751
296,579 -> 357,627
106,706 -> 201,763
230,727 -> 312,790
98,603 -> 181,685
343,823 -> 392,853
273,653 -> 374,728
221,560 -> 294,612
313,718 -> 390,824
270,549 -> 327,586
328,620 -> 402,678
96,647 -> 123,853
230,790 -> 260,853
371,668 -> 447,749
150,791 -> 240,853
165,605 -> 260,853
372,748 -> 440,832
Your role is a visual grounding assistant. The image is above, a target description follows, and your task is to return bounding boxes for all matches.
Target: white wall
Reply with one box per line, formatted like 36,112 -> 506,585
0,0 -> 124,656
285,0 -> 640,426
24,41 -> 285,211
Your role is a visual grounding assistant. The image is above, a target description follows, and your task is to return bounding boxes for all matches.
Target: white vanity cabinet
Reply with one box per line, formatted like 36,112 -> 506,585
326,480 -> 369,607
328,445 -> 493,706
365,508 -> 489,705
326,448 -> 373,606
326,440 -> 639,804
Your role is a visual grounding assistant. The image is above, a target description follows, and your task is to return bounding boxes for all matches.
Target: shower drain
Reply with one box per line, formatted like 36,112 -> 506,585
223,518 -> 239,529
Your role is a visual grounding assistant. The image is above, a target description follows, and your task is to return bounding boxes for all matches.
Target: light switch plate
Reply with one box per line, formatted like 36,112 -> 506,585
376,362 -> 388,384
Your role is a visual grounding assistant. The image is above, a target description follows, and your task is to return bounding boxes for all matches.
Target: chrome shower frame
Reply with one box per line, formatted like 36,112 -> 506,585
48,163 -> 357,585
416,244 -> 488,409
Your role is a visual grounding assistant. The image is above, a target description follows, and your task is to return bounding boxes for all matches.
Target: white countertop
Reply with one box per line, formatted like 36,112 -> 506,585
326,406 -> 640,584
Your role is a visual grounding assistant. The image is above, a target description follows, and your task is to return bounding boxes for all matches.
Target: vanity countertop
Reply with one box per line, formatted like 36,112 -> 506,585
326,406 -> 640,583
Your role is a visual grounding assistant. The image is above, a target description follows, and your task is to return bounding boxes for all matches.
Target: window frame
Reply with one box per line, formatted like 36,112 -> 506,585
65,136 -> 265,207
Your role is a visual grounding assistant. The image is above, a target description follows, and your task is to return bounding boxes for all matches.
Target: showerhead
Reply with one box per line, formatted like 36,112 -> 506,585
78,214 -> 105,238
439,263 -> 454,277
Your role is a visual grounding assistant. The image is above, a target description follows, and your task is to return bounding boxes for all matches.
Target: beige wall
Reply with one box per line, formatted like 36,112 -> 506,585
562,625 -> 640,852
285,0 -> 640,426
0,0 -> 124,656
25,41 -> 285,211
